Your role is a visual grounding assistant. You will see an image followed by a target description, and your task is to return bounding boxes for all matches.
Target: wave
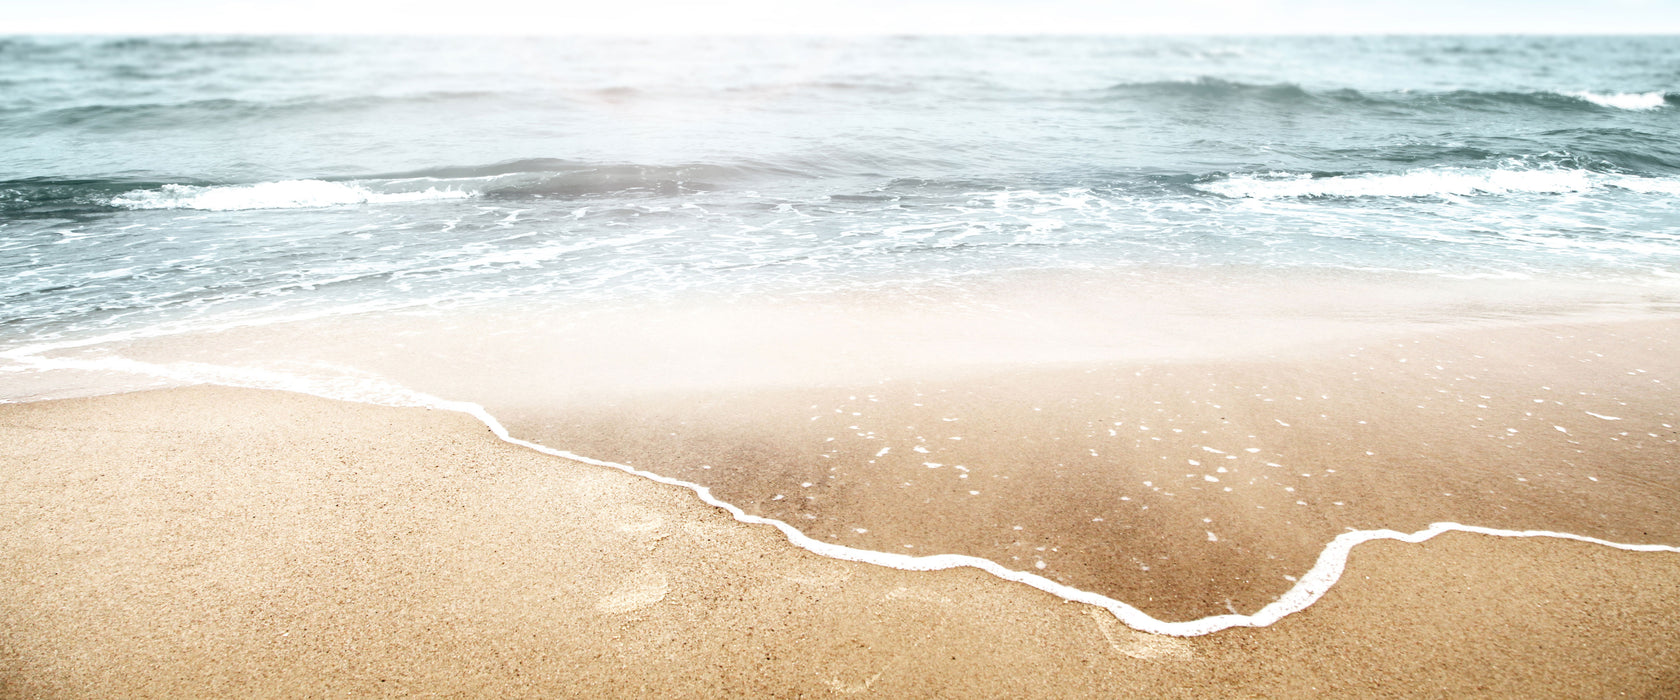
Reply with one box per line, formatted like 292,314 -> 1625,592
1104,77 -> 1318,103
90,36 -> 309,56
379,157 -> 822,199
1559,90 -> 1675,111
0,36 -> 309,61
13,91 -> 506,134
1194,165 -> 1680,200
19,159 -> 1674,216
481,164 -> 793,199
1099,78 -> 1677,114
0,176 -> 168,219
379,157 -> 806,185
721,78 -> 925,96
1528,128 -> 1680,174
0,157 -> 813,215
108,180 -> 474,211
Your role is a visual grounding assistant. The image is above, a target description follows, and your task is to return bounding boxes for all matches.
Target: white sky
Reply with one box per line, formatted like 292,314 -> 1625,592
7,0 -> 1680,35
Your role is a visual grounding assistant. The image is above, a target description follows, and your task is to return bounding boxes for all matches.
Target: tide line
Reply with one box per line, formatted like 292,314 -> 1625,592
470,405 -> 1680,636
10,351 -> 1680,637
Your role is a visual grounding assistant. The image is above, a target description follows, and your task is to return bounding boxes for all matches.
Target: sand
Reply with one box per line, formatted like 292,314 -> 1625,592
500,318 -> 1680,621
53,285 -> 1680,624
3,386 -> 1678,698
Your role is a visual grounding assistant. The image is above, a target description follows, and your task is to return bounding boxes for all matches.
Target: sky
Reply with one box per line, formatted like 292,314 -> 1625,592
6,0 -> 1680,35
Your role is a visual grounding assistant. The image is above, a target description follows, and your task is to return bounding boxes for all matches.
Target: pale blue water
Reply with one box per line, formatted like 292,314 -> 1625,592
3,35 -> 1680,349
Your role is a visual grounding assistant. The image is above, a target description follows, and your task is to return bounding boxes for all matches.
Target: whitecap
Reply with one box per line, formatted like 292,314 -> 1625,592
109,180 -> 474,211
1562,90 -> 1669,110
1196,167 -> 1680,200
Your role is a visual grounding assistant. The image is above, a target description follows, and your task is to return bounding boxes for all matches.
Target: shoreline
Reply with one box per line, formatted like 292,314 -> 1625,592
337,377 -> 1680,637
7,313 -> 1680,623
491,314 -> 1680,620
4,386 -> 1679,696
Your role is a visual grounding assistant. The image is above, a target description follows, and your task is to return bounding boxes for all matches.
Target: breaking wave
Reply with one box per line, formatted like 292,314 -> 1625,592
109,180 -> 474,211
1194,166 -> 1680,200
1560,90 -> 1674,110
1099,78 -> 1677,114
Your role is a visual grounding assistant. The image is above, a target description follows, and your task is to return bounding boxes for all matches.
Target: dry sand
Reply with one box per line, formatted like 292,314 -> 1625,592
3,386 -> 1678,698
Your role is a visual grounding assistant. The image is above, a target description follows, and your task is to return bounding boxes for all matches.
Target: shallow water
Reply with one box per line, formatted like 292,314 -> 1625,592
6,36 -> 1680,349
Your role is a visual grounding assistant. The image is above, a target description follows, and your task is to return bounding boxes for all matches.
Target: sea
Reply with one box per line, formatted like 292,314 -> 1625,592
4,35 -> 1679,634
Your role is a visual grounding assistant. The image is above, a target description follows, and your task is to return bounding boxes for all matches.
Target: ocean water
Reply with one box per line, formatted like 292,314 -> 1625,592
4,35 -> 1680,632
5,35 -> 1680,346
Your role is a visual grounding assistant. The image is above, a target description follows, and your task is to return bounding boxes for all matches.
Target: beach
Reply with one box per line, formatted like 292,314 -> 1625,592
3,384 -> 1678,697
6,34 -> 1680,697
26,276 -> 1675,624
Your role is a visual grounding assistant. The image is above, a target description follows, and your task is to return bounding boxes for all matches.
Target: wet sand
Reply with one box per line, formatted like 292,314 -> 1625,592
18,274 -> 1680,623
3,386 -> 1678,697
504,317 -> 1680,621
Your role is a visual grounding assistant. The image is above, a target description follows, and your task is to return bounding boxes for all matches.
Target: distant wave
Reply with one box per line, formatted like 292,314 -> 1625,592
721,78 -> 924,96
108,180 -> 473,211
1104,78 -> 1317,103
0,36 -> 308,61
18,91 -> 506,134
1100,78 -> 1676,113
1195,166 -> 1680,200
15,78 -> 1674,140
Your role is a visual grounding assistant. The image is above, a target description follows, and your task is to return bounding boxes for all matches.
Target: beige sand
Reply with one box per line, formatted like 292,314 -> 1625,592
53,276 -> 1680,622
501,318 -> 1680,621
3,386 -> 1677,697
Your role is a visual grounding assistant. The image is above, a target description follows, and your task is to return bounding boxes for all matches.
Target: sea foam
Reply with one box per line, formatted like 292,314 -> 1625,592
1562,90 -> 1671,110
1196,167 -> 1680,199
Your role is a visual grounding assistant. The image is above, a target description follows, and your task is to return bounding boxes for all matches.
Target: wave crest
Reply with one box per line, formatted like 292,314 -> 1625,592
1560,90 -> 1675,111
1106,77 -> 1314,102
5,157 -> 819,216
109,180 -> 473,211
1098,79 -> 1675,114
1195,166 -> 1680,200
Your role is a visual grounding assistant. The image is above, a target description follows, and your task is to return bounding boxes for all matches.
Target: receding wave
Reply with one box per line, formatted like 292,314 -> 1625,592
1195,166 -> 1680,199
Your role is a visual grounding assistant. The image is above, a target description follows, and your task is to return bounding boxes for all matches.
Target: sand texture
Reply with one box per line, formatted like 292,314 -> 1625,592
501,319 -> 1680,621
3,386 -> 1679,698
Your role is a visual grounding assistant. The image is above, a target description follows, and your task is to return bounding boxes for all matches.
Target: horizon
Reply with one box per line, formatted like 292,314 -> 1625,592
10,0 -> 1680,36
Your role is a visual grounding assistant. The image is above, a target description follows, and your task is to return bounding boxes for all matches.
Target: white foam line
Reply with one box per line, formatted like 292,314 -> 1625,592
9,352 -> 1679,637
